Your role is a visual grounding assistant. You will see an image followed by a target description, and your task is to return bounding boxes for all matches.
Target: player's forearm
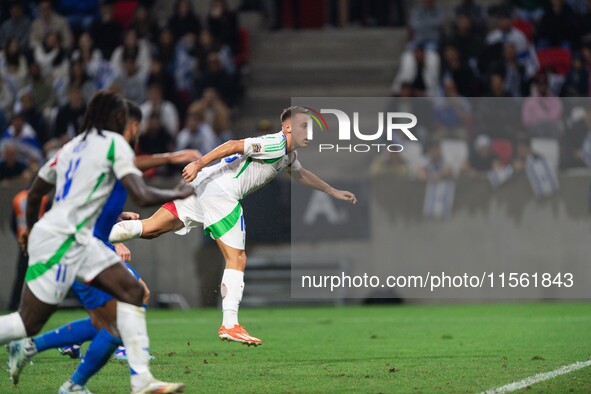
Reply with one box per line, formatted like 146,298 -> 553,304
135,154 -> 171,171
297,169 -> 336,196
26,177 -> 54,229
194,140 -> 243,168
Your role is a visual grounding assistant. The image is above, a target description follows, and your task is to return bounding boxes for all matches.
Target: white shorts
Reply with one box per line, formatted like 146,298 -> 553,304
26,225 -> 121,305
162,180 -> 246,250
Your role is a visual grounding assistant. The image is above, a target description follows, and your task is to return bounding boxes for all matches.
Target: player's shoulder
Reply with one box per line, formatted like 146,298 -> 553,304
249,131 -> 285,143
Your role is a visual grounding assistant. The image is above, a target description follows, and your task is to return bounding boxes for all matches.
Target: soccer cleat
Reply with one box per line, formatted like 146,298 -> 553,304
58,345 -> 81,359
58,380 -> 93,394
130,380 -> 186,394
218,325 -> 262,346
7,338 -> 36,385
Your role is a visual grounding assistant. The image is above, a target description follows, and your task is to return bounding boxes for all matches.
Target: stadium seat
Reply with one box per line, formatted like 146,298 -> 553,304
112,0 -> 138,29
491,139 -> 513,165
234,28 -> 251,68
513,20 -> 534,42
536,48 -> 572,76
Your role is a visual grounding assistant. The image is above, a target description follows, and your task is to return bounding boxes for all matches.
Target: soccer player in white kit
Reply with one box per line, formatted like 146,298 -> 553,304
109,106 -> 357,345
0,91 -> 192,393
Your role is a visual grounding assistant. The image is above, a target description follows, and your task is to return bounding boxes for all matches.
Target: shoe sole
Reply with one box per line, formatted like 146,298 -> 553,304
218,333 -> 262,347
134,383 -> 186,394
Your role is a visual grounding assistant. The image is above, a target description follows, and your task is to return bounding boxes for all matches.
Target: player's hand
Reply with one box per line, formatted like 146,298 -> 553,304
170,149 -> 202,164
182,160 -> 203,183
332,189 -> 357,204
119,211 -> 140,221
18,229 -> 30,256
114,243 -> 132,262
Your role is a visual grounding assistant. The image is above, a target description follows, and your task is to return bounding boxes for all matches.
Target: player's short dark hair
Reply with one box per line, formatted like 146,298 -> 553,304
125,100 -> 142,122
280,106 -> 310,123
79,90 -> 127,138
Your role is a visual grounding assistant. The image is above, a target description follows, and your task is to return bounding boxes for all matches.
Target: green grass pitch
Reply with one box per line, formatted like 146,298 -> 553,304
2,302 -> 590,393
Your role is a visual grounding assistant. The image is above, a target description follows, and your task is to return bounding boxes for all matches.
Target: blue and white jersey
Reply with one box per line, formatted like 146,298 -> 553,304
36,129 -> 141,245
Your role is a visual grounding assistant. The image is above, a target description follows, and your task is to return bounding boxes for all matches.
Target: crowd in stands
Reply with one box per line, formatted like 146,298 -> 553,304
0,0 -> 246,184
387,0 -> 591,180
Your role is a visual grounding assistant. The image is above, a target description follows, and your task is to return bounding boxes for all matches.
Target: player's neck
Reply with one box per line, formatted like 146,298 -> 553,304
282,130 -> 294,152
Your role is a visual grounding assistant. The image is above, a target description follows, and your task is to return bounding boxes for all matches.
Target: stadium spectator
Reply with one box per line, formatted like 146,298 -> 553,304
536,0 -> 580,49
25,62 -> 54,114
191,88 -> 234,142
485,9 -> 528,64
89,2 -> 123,59
113,53 -> 147,104
196,29 -> 235,76
130,5 -> 160,42
14,88 -> 48,145
474,74 -> 521,142
176,105 -> 218,154
207,0 -> 240,53
444,12 -> 486,65
110,29 -> 151,80
156,29 -> 177,75
168,0 -> 202,43
583,44 -> 591,96
560,105 -> 590,169
0,76 -> 14,116
0,38 -> 27,99
33,31 -> 69,82
51,87 -> 86,144
137,111 -> 175,158
416,138 -> 453,181
370,150 -> 409,177
453,0 -> 486,30
0,141 -> 30,185
408,0 -> 444,49
0,112 -> 43,164
581,1 -> 591,43
140,83 -> 179,136
489,43 -> 530,98
0,2 -> 31,51
58,59 -> 97,106
146,56 -> 177,106
512,133 -> 543,172
461,134 -> 502,176
433,78 -> 472,138
29,0 -> 73,50
510,0 -> 546,22
197,52 -> 237,107
256,118 -> 273,135
57,0 -> 99,32
561,54 -> 589,96
440,44 -> 479,97
391,44 -> 440,97
522,72 -> 563,137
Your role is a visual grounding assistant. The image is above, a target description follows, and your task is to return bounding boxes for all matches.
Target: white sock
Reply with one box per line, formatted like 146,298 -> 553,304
221,269 -> 244,328
109,220 -> 143,243
0,312 -> 27,345
116,302 -> 153,389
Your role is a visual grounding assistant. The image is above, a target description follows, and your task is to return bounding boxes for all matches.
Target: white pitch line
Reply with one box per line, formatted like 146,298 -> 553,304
481,360 -> 591,394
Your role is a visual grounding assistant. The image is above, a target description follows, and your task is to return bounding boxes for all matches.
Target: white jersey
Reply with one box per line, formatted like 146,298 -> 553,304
195,131 -> 302,200
37,129 -> 141,245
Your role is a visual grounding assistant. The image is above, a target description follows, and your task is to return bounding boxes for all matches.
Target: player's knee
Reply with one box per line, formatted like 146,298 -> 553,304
23,319 -> 44,337
118,280 -> 145,306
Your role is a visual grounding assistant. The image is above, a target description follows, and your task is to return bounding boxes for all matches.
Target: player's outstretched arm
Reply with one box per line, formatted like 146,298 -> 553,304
134,149 -> 202,171
182,139 -> 244,182
121,173 -> 194,207
290,166 -> 357,204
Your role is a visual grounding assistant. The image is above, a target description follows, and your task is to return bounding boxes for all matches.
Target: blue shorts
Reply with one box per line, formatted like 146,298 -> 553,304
72,263 -> 141,310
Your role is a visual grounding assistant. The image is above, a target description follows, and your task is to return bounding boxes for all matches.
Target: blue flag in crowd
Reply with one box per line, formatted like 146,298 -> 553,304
525,156 -> 559,198
423,180 -> 455,219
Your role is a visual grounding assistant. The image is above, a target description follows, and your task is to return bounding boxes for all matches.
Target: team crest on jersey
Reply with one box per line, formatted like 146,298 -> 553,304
252,143 -> 262,153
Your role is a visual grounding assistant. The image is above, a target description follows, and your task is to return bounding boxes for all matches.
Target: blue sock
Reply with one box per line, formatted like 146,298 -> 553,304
33,318 -> 98,353
70,329 -> 122,386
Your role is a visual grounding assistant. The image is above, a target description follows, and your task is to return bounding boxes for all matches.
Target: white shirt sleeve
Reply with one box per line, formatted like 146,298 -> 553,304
37,151 -> 60,184
112,135 -> 142,179
243,133 -> 286,159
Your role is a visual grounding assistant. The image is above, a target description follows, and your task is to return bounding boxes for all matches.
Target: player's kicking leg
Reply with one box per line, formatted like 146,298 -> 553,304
215,239 -> 262,346
109,206 -> 184,243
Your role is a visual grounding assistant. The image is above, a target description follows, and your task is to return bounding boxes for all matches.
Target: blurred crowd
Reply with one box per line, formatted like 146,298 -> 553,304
385,0 -> 591,181
0,0 -> 247,185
